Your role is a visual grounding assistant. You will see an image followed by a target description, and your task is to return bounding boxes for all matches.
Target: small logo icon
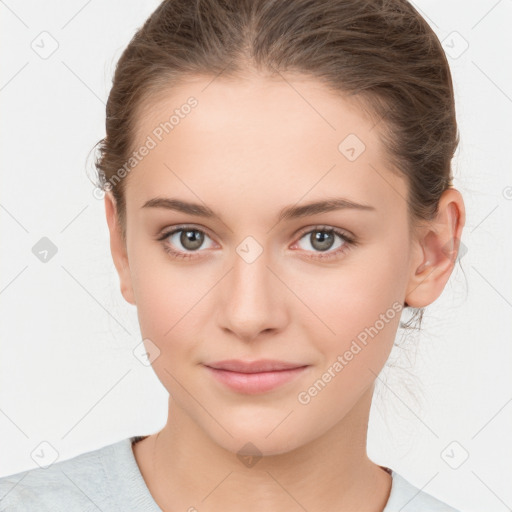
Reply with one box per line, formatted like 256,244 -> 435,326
30,441 -> 59,469
442,237 -> 467,263
93,187 -> 105,200
441,31 -> 469,60
31,31 -> 59,60
32,237 -> 58,263
237,442 -> 262,468
502,186 -> 512,200
338,133 -> 366,162
441,440 -> 469,469
133,338 -> 161,366
236,236 -> 263,264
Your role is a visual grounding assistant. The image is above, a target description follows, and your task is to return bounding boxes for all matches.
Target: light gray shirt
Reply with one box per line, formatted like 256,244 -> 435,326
0,436 -> 459,511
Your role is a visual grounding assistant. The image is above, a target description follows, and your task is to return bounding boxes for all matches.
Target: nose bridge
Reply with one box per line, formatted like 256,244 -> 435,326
231,242 -> 271,300
218,237 -> 286,340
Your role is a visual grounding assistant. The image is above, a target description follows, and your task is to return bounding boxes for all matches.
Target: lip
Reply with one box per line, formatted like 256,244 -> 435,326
203,359 -> 310,394
205,359 -> 307,373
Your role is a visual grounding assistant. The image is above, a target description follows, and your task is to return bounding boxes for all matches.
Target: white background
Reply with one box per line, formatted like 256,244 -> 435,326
1,1 -> 511,510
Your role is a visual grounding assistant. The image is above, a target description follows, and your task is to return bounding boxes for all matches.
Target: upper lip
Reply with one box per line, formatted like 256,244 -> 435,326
204,359 -> 308,373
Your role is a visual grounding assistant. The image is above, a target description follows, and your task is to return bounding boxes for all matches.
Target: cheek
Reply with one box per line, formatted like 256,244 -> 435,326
288,241 -> 407,381
292,265 -> 403,421
128,245 -> 206,347
293,249 -> 406,337
131,262 -> 207,396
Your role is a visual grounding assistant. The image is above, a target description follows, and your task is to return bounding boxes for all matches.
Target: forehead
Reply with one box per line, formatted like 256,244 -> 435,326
133,73 -> 377,157
125,74 -> 407,219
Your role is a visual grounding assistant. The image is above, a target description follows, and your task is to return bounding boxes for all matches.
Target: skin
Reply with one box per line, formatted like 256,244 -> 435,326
105,72 -> 465,512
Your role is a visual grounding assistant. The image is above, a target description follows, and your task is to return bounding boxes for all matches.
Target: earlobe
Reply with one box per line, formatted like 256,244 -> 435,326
104,192 -> 136,306
404,188 -> 466,308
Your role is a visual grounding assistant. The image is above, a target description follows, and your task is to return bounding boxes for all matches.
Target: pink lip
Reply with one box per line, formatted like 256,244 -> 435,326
203,359 -> 309,394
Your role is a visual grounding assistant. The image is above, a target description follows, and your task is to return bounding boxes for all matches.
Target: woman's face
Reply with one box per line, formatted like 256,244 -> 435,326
109,74 -> 418,455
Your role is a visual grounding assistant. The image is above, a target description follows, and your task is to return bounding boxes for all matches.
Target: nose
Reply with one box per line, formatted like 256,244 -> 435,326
217,245 -> 288,342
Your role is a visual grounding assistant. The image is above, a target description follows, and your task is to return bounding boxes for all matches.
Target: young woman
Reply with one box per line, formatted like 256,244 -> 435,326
0,0 -> 465,510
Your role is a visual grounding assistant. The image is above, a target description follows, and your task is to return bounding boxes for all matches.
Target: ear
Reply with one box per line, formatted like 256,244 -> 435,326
104,192 -> 136,305
405,187 -> 466,308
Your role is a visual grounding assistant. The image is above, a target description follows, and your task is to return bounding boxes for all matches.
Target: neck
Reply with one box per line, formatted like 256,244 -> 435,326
134,384 -> 392,511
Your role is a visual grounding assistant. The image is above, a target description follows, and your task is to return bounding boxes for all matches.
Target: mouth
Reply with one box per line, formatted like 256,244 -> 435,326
203,359 -> 310,394
205,359 -> 308,373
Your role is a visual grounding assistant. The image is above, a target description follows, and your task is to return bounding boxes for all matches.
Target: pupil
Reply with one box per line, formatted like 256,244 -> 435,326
181,230 -> 203,250
312,230 -> 334,251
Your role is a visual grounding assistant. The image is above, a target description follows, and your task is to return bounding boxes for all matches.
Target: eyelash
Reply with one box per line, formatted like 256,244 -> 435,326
157,224 -> 357,261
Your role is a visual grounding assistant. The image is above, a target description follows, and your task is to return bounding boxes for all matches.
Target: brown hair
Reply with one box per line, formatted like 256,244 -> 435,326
91,0 -> 459,330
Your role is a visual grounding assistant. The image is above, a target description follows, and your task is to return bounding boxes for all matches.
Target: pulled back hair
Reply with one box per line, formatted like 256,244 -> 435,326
92,0 -> 459,331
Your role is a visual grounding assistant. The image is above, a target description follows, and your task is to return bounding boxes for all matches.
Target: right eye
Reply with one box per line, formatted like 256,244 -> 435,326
157,225 -> 216,260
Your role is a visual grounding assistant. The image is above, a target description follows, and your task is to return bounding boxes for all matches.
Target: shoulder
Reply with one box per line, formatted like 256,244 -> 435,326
0,437 -> 135,512
384,470 -> 460,512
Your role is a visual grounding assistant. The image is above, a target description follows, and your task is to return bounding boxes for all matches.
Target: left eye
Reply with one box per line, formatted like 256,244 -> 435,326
292,227 -> 353,258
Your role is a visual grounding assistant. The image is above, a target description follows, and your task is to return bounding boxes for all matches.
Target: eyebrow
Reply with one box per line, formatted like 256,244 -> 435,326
141,196 -> 375,222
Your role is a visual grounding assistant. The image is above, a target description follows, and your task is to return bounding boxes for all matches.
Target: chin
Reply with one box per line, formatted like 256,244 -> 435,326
205,420 -> 309,459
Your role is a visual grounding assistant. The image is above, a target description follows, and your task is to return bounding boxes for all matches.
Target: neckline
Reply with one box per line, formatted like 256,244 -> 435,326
131,435 -> 393,470
126,436 -> 395,511
380,465 -> 393,475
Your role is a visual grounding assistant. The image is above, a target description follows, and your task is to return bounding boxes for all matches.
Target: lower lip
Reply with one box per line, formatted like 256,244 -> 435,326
204,365 -> 309,394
